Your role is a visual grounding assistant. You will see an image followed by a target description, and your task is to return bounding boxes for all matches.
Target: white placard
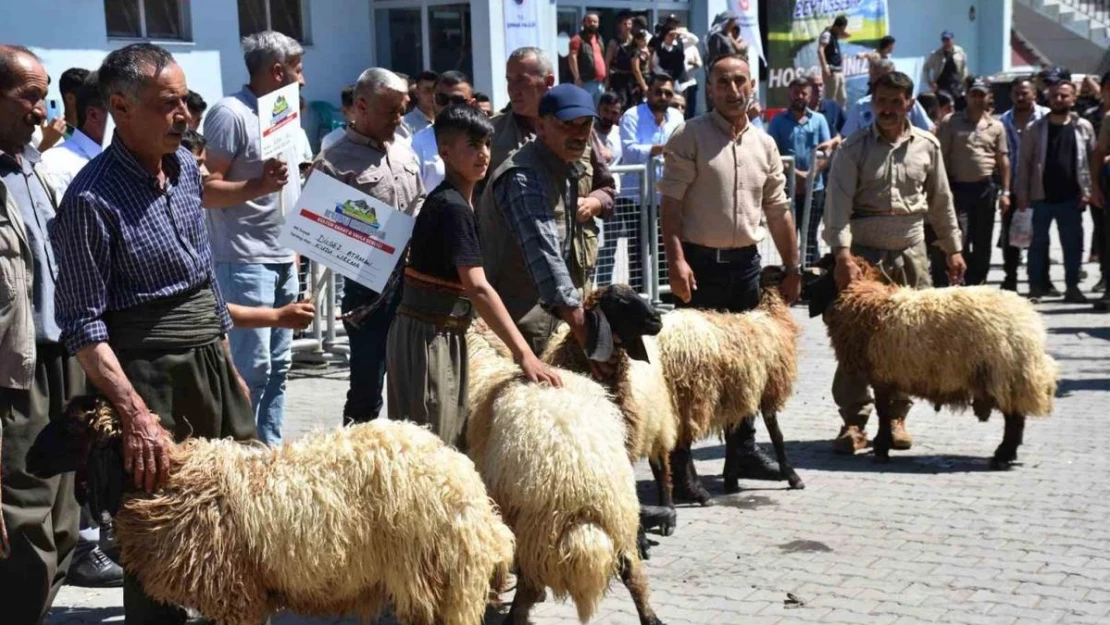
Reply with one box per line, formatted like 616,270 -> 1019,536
257,82 -> 302,161
504,0 -> 540,57
278,173 -> 415,293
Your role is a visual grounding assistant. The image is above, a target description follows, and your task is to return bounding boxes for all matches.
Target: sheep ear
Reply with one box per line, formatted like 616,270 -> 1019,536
806,272 -> 838,318
25,417 -> 83,478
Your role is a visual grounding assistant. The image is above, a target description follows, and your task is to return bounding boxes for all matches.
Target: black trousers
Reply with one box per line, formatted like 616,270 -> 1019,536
929,179 -> 996,286
0,343 -> 82,625
342,281 -> 402,423
795,189 -> 825,267
676,243 -> 762,313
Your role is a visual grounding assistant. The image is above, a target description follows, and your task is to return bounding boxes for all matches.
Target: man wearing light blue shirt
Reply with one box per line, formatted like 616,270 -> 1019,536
411,71 -> 473,192
611,75 -> 683,289
841,59 -> 933,137
768,77 -> 831,266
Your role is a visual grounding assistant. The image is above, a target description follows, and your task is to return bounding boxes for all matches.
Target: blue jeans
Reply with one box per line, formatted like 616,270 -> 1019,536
1029,201 -> 1084,291
216,262 -> 298,445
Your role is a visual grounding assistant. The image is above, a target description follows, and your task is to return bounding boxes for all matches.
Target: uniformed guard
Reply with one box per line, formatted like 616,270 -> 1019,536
822,70 -> 967,455
935,77 -> 1010,286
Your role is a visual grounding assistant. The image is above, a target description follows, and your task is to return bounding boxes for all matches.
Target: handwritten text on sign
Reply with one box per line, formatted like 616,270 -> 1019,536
258,82 -> 302,161
278,173 -> 414,293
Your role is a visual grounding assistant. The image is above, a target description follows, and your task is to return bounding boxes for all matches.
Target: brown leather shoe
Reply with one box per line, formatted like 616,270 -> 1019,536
832,425 -> 868,455
890,417 -> 913,450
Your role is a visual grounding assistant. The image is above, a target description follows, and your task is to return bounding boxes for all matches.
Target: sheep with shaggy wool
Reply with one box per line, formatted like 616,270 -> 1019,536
539,286 -> 678,513
64,397 -> 514,625
466,322 -> 664,625
654,283 -> 806,497
810,256 -> 1058,466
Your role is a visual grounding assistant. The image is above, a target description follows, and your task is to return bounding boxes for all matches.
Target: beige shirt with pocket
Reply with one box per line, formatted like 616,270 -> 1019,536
658,111 -> 790,250
937,110 -> 1008,183
312,127 -> 425,216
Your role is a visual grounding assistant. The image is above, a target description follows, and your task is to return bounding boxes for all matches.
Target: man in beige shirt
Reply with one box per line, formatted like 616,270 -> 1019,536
822,70 -> 965,458
312,68 -> 424,424
659,53 -> 801,503
935,77 -> 1009,286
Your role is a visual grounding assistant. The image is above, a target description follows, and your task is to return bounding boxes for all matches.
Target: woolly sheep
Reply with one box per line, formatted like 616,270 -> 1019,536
466,323 -> 665,625
809,255 -> 1058,466
62,397 -> 514,625
655,282 -> 806,496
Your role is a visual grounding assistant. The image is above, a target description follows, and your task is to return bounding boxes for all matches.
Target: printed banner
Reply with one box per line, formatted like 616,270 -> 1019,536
278,173 -> 415,293
728,0 -> 764,64
258,82 -> 302,161
765,0 -> 889,108
504,0 -> 540,57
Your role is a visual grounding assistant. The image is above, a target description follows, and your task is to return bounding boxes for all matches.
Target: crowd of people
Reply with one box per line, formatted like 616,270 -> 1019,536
1,9 -> 1109,624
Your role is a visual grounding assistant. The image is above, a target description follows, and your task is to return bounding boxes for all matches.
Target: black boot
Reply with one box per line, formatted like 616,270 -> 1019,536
722,417 -> 782,493
669,446 -> 712,506
66,543 -> 124,588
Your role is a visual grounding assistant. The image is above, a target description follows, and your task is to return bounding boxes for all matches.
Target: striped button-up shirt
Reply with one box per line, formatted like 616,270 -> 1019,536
51,137 -> 232,354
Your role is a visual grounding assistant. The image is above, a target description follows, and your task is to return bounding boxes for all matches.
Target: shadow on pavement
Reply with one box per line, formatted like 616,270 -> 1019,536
46,607 -> 123,624
1049,326 -> 1110,340
1056,377 -> 1110,396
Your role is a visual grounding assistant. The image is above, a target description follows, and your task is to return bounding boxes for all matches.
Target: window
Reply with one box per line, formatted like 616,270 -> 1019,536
375,9 -> 423,80
429,4 -> 472,78
104,0 -> 188,40
238,0 -> 309,43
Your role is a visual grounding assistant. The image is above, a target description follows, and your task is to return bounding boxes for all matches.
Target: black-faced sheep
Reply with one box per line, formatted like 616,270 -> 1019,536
808,255 -> 1058,467
59,397 -> 514,625
466,322 -> 665,625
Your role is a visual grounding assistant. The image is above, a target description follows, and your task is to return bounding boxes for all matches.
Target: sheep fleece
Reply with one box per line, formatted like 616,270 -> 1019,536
825,282 -> 1058,416
113,420 -> 514,625
466,324 -> 642,622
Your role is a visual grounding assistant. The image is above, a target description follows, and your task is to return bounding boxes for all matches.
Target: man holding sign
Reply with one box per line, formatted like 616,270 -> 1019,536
201,31 -> 306,446
313,68 -> 424,424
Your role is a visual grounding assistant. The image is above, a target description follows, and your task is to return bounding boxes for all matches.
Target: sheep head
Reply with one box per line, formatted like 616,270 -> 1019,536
585,284 -> 662,362
805,254 -> 892,318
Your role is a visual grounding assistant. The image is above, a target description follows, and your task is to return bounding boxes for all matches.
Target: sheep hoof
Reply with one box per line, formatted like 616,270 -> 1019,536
787,473 -> 806,490
640,506 -> 677,537
872,451 -> 891,464
642,616 -> 666,625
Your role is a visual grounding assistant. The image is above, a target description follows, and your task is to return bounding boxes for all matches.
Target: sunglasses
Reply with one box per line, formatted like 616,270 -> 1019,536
435,93 -> 469,107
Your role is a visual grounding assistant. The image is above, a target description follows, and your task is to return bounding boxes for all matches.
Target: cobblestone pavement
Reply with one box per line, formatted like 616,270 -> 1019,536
47,254 -> 1110,625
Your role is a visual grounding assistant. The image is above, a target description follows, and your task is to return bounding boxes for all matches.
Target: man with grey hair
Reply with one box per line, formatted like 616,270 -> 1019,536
201,30 -> 307,446
50,42 -> 256,624
0,42 -> 81,623
313,67 -> 424,424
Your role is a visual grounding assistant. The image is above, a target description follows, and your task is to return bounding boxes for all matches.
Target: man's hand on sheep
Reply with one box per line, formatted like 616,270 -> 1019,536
833,249 -> 862,291
669,259 -> 698,303
121,410 -> 173,492
779,271 -> 802,304
946,253 -> 968,285
517,353 -> 564,387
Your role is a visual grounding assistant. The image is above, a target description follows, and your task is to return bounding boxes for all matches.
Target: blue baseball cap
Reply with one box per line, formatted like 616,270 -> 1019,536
941,30 -> 954,40
539,84 -> 597,121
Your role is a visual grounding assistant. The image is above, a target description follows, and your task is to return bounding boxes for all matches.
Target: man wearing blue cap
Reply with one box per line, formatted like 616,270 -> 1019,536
925,31 -> 968,106
478,83 -> 603,359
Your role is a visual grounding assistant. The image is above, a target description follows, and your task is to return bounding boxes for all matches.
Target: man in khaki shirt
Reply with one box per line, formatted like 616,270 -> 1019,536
935,78 -> 1010,286
822,70 -> 966,457
659,53 -> 801,503
312,68 -> 424,424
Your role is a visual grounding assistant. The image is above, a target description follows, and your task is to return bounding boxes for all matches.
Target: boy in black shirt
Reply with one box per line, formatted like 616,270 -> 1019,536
386,104 -> 561,447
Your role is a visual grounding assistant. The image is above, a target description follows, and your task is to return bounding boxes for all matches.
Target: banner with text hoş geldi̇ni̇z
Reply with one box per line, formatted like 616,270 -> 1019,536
766,0 -> 889,108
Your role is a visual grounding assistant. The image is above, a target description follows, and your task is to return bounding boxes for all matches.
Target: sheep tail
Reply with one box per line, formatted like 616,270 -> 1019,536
558,523 -> 617,623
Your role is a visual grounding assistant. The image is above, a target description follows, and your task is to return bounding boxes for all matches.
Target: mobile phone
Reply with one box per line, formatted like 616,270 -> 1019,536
47,99 -> 60,122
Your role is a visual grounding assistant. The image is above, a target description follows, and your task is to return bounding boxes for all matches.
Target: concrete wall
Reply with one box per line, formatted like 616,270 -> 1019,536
886,0 -> 1012,77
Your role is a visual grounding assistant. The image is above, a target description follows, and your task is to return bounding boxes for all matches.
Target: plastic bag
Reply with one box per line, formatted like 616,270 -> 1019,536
1009,209 -> 1033,249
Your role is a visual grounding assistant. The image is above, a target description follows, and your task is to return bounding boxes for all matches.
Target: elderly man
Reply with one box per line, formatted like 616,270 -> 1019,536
201,31 -> 306,446
842,59 -> 934,137
925,31 -> 969,104
823,71 -> 965,456
659,54 -> 802,502
51,43 -> 256,624
313,68 -> 424,424
0,44 -> 81,623
935,77 -> 1010,287
411,71 -> 474,191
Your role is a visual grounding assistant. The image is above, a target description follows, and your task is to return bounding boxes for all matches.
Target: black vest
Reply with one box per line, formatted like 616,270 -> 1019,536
575,31 -> 603,82
823,29 -> 842,69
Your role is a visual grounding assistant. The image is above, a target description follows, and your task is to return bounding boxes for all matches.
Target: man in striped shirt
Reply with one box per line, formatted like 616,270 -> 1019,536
51,43 -> 256,625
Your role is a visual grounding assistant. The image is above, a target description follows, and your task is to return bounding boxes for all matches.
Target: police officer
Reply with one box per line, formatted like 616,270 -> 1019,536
823,71 -> 966,455
935,77 -> 1010,286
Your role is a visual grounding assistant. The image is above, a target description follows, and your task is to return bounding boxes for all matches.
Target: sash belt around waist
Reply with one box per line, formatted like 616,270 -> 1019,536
104,286 -> 223,350
398,273 -> 473,331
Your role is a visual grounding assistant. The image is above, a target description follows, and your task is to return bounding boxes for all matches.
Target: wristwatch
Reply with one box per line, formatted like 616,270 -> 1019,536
1000,191 -> 1011,197
785,264 -> 802,276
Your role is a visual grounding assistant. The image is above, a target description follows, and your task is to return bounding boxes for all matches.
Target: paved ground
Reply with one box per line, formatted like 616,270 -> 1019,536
46,252 -> 1110,625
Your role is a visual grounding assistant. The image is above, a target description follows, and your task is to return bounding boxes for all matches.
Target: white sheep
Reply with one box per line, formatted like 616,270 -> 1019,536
466,322 -> 665,625
65,397 -> 514,625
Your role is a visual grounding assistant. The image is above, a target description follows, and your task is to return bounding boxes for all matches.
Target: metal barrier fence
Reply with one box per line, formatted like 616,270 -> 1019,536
291,151 -> 830,363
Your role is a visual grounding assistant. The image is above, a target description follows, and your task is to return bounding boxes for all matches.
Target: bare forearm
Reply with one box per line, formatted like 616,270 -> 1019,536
228,303 -> 279,328
999,155 -> 1011,195
76,343 -> 148,423
569,54 -> 581,82
768,212 -> 801,266
202,178 -> 263,209
468,283 -> 532,362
